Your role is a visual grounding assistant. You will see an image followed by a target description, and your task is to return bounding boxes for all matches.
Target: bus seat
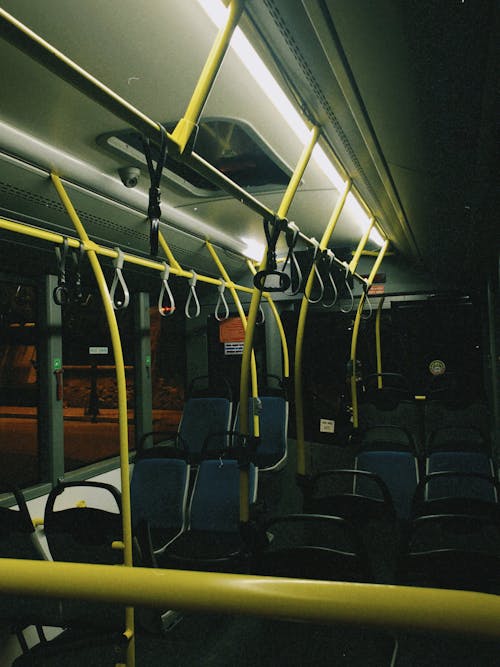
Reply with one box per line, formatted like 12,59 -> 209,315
412,471 -> 500,519
156,457 -> 257,573
251,513 -> 372,582
130,456 -> 190,557
399,513 -> 500,593
355,451 -> 419,521
43,481 -> 127,630
426,425 -> 489,454
234,395 -> 288,471
138,376 -> 233,463
0,486 -> 63,643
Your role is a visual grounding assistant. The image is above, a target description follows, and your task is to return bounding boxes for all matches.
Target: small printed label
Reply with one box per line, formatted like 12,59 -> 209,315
320,418 -> 335,433
89,346 -> 109,355
224,342 -> 244,356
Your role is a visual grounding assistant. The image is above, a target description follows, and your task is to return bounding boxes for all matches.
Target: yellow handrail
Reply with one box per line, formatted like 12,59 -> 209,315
239,126 -> 320,437
0,558 -> 499,640
295,179 -> 351,476
205,240 -> 260,429
0,215 -> 258,295
170,0 -> 244,153
375,296 -> 385,389
50,174 -> 135,666
350,240 -> 390,428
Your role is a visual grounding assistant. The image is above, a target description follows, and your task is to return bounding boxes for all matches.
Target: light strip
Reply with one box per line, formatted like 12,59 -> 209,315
197,0 -> 385,244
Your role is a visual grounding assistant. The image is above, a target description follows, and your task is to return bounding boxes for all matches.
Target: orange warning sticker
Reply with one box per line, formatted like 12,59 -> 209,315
219,317 -> 245,343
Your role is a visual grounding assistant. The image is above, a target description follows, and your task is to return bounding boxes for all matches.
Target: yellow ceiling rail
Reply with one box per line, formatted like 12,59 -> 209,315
0,214 -> 264,296
170,0 -> 244,153
50,173 -> 135,667
375,296 -> 385,389
350,240 -> 390,428
295,179 -> 351,476
0,558 -> 499,640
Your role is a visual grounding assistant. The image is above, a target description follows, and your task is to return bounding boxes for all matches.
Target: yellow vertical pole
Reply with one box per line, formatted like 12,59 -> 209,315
349,218 -> 375,273
375,296 -> 385,389
295,180 -> 351,475
170,0 -> 244,153
159,231 -> 182,272
350,240 -> 390,428
205,241 -> 260,434
239,126 -> 320,436
205,241 -> 259,523
51,174 -> 135,667
238,127 -> 320,521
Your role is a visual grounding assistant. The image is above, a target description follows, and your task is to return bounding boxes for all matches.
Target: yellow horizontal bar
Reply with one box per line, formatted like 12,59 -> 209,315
0,215 -> 263,295
0,559 -> 499,639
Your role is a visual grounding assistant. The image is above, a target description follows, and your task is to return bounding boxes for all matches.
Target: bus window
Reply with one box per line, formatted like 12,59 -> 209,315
61,297 -> 135,471
0,281 -> 39,487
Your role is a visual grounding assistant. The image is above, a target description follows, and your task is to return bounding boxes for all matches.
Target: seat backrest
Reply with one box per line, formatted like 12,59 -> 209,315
0,487 -> 62,626
131,457 -> 189,554
44,481 -> 123,565
401,513 -> 500,592
303,468 -> 395,522
178,397 -> 232,457
417,471 -> 498,508
252,513 -> 372,582
355,450 -> 419,520
426,426 -> 489,454
234,396 -> 288,471
189,459 -> 257,533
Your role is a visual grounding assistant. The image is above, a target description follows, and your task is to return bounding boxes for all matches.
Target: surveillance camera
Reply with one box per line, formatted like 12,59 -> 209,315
118,166 -> 141,188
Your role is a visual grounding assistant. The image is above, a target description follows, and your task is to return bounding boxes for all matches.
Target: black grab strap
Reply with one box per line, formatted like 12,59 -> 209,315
142,125 -> 168,257
253,216 -> 291,292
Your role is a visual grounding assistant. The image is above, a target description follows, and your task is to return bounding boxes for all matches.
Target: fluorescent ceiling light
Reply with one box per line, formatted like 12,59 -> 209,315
241,236 -> 266,262
197,0 -> 384,246
369,226 -> 385,247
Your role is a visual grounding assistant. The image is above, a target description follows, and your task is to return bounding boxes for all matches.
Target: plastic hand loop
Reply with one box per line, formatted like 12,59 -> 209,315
215,280 -> 229,322
256,303 -> 265,325
361,284 -> 373,320
185,271 -> 200,319
284,222 -> 302,295
322,251 -> 338,309
158,262 -> 175,317
110,247 -> 130,310
253,270 -> 291,292
53,238 -> 70,306
340,263 -> 354,314
307,240 -> 325,304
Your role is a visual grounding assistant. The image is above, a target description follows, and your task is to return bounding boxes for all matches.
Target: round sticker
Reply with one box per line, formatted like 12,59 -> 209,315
429,359 -> 446,376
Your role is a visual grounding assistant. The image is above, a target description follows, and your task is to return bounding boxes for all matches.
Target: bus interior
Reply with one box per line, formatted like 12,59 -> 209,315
0,1 -> 498,665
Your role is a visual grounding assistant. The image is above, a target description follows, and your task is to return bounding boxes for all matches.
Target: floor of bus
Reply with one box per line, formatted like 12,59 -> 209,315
12,439 -> 500,666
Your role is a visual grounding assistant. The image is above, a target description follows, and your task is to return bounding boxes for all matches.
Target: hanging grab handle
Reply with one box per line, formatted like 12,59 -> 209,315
158,262 -> 175,317
215,280 -> 229,322
340,262 -> 354,313
72,242 -> 90,305
361,283 -> 373,320
253,216 -> 291,292
53,238 -> 70,305
110,247 -> 130,310
322,250 -> 338,309
185,271 -> 200,319
307,239 -> 325,304
142,124 -> 168,257
283,221 -> 302,296
256,303 -> 265,325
